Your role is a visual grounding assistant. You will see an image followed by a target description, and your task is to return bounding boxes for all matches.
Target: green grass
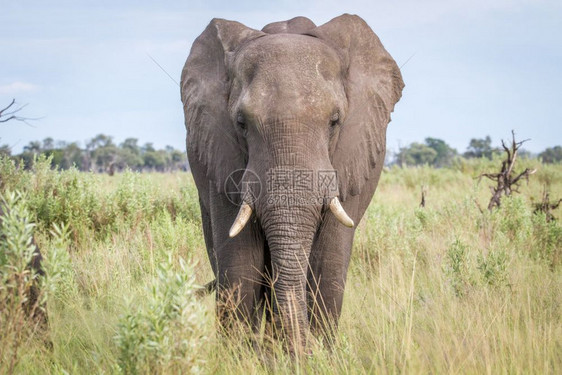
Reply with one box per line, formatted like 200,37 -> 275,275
1,155 -> 561,374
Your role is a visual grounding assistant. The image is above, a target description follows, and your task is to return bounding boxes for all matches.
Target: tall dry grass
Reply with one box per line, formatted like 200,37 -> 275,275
0,155 -> 560,373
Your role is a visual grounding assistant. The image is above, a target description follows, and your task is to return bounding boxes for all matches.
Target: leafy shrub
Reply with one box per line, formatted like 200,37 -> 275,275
496,197 -> 531,241
444,238 -> 476,296
115,256 -> 209,374
531,213 -> 562,269
0,191 -> 43,373
477,248 -> 509,287
0,155 -> 201,246
42,223 -> 78,303
0,191 -> 72,373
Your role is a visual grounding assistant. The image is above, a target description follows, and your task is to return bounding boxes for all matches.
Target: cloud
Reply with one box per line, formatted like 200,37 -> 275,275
0,82 -> 40,95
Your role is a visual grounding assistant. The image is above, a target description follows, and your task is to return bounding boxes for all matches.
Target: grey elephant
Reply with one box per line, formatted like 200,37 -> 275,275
181,14 -> 404,350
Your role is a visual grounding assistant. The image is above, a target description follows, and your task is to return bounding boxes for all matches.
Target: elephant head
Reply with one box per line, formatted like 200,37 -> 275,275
181,14 -> 403,349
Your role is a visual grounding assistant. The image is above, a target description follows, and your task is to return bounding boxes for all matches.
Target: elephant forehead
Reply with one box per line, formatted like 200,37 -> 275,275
232,35 -> 345,118
235,34 -> 343,83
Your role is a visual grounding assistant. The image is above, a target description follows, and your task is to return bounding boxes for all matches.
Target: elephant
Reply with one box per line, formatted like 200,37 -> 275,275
180,14 -> 404,351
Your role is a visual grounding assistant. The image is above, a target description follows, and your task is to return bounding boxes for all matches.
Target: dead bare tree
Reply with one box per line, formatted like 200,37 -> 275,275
533,186 -> 561,222
478,131 -> 536,211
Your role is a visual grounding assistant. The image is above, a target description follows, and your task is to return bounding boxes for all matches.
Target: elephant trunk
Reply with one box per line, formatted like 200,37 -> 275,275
259,202 -> 320,351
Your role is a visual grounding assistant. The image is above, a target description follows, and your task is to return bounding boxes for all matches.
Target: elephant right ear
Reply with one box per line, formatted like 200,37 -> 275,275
181,19 -> 264,193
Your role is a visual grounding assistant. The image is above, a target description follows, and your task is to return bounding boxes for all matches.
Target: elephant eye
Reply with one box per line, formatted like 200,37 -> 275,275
330,111 -> 340,127
236,114 -> 246,130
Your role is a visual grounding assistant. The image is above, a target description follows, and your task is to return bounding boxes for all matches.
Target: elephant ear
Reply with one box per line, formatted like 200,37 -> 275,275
309,14 -> 404,200
181,19 -> 265,193
261,16 -> 316,34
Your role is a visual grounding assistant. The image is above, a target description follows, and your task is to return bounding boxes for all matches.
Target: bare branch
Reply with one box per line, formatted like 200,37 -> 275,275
1,103 -> 28,118
0,99 -> 16,116
511,168 -> 537,185
478,130 -> 536,211
534,186 -> 562,222
0,116 -> 17,123
479,172 -> 501,181
0,100 -> 40,126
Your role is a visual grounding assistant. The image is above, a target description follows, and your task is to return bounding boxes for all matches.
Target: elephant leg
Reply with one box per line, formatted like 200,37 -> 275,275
208,189 -> 266,332
308,161 -> 384,338
307,212 -> 356,338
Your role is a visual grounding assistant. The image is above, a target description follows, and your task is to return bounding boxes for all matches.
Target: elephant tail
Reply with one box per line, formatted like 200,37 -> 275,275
195,279 -> 216,297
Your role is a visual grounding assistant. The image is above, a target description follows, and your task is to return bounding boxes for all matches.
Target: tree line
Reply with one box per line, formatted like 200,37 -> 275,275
1,134 -> 560,173
0,134 -> 188,173
393,136 -> 562,167
2,100 -> 560,171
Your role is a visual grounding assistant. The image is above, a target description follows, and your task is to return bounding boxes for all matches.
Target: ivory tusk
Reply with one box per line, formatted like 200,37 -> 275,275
329,197 -> 354,228
229,202 -> 253,238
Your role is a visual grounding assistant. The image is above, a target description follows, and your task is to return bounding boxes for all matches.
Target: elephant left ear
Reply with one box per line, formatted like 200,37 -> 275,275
309,14 -> 404,199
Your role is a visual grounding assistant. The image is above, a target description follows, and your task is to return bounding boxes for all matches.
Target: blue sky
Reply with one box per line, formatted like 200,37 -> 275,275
1,0 -> 561,154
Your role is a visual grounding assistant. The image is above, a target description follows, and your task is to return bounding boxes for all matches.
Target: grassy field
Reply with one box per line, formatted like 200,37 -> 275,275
1,155 -> 561,374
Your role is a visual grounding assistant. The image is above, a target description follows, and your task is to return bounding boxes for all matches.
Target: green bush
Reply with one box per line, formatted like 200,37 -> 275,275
0,191 -> 43,375
0,155 -> 201,246
477,248 -> 509,287
0,191 -> 71,373
531,213 -> 562,269
115,256 -> 209,374
444,238 -> 476,296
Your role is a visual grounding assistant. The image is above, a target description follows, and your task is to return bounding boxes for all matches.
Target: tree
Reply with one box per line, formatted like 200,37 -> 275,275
539,146 -> 562,163
59,142 -> 83,169
19,141 -> 43,168
87,134 -> 114,149
464,136 -> 496,159
23,141 -> 42,154
143,150 -> 166,171
92,143 -> 119,173
394,138 -> 458,167
396,142 -> 437,166
0,144 -> 11,157
121,138 -> 141,155
85,134 -> 115,171
478,131 -> 536,211
42,137 -> 55,151
424,137 -> 457,167
118,148 -> 144,170
142,142 -> 155,153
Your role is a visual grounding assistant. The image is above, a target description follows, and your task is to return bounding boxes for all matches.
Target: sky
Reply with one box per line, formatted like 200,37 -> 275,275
1,0 -> 561,154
